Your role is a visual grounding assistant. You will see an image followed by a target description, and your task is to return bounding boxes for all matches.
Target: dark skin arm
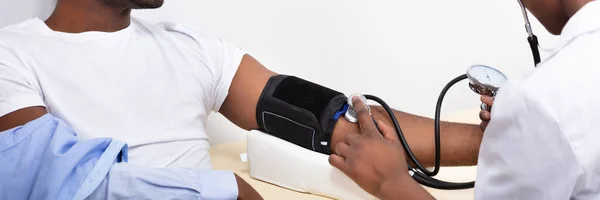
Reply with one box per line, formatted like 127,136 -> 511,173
218,54 -> 277,130
220,54 -> 484,167
0,106 -> 47,132
235,174 -> 263,200
334,107 -> 483,167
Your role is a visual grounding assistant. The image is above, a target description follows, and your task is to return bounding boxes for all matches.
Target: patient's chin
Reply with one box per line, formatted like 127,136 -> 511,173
130,0 -> 164,9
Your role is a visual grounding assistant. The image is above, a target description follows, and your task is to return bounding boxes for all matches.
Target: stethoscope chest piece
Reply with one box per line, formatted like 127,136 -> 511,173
344,94 -> 368,123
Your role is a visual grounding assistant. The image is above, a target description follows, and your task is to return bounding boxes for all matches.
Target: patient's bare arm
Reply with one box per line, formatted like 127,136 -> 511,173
331,107 -> 483,167
221,54 -> 483,167
0,106 -> 48,132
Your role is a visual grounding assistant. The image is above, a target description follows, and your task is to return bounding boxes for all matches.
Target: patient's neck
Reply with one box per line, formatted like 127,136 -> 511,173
45,0 -> 132,33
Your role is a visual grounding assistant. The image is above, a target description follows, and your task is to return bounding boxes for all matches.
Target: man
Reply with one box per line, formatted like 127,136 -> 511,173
0,0 -> 486,199
330,0 -> 600,199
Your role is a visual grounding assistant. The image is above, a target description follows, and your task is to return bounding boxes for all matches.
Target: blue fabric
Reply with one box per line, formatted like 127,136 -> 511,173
0,114 -> 239,200
87,163 -> 239,200
0,114 -> 126,200
333,104 -> 349,120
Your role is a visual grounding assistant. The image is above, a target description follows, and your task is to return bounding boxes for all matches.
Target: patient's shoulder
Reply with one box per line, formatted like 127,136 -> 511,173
0,18 -> 39,32
132,17 -> 223,46
132,17 -> 240,62
0,18 -> 42,43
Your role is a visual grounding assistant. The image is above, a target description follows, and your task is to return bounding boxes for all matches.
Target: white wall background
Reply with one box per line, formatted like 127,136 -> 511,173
1,0 -> 557,145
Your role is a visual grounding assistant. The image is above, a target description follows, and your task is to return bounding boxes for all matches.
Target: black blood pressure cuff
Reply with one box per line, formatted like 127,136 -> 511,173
256,75 -> 348,154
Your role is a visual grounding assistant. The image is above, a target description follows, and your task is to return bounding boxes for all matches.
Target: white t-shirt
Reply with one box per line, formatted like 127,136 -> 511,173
475,1 -> 600,199
0,17 -> 245,169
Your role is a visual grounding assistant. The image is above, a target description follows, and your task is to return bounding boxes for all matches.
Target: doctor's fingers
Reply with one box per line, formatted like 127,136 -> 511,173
352,96 -> 379,135
479,109 -> 490,131
329,154 -> 348,173
334,142 -> 351,158
377,120 -> 400,142
481,95 -> 494,106
343,132 -> 361,145
479,110 -> 491,121
480,121 -> 489,132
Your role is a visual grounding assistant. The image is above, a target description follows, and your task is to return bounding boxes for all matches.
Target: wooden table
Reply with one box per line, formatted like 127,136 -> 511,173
209,109 -> 481,200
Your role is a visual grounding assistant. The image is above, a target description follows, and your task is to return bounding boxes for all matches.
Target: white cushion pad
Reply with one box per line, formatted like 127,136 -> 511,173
247,130 -> 376,200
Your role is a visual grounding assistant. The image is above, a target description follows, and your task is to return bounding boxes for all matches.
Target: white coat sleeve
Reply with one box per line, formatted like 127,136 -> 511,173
474,83 -> 584,200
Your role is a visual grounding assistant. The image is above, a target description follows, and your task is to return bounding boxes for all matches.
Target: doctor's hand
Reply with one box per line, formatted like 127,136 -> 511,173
329,97 -> 434,200
479,95 -> 494,131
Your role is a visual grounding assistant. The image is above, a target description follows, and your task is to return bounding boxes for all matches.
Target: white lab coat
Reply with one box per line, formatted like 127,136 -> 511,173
474,1 -> 600,199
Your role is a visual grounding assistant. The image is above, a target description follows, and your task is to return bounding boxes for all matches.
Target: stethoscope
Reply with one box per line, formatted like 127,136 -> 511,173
519,0 -> 542,66
343,0 -> 541,190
